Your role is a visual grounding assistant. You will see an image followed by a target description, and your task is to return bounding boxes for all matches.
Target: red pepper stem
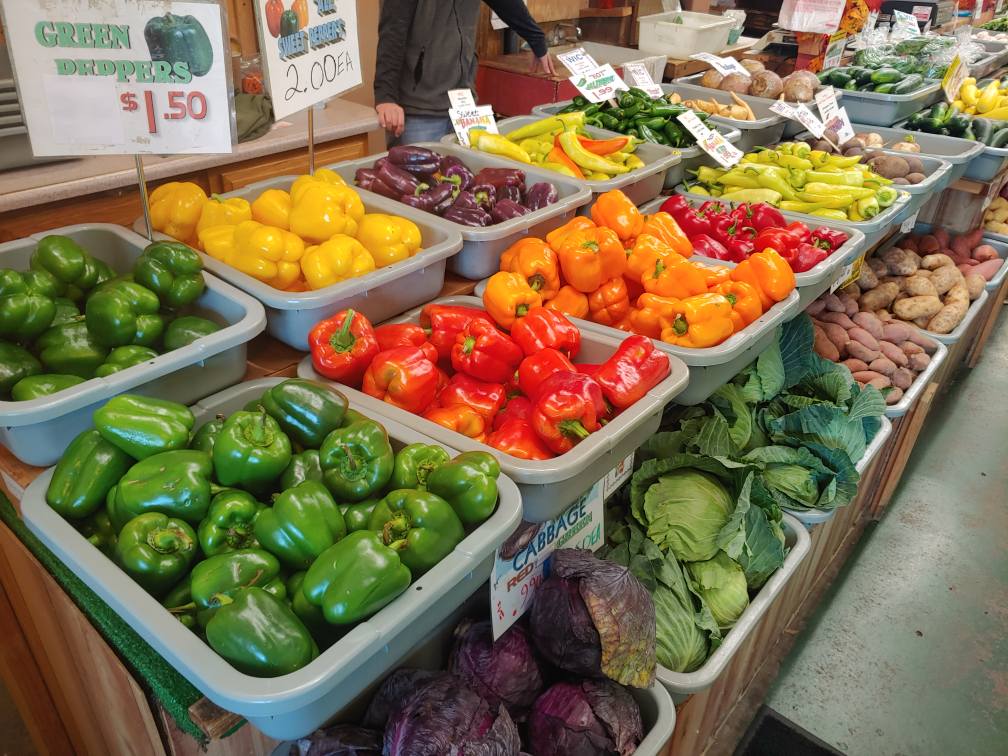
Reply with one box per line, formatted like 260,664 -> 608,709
558,419 -> 590,440
330,310 -> 358,353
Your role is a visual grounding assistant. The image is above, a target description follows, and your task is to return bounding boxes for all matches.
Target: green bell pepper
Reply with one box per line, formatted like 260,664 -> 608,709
94,345 -> 159,377
190,548 -> 285,627
30,235 -> 112,296
253,480 -> 346,569
340,500 -> 378,533
11,373 -> 84,401
0,269 -> 55,342
22,269 -> 64,299
163,581 -> 197,629
425,451 -> 500,527
281,449 -> 324,489
109,450 -> 216,530
50,297 -> 79,327
319,419 -> 393,501
302,530 -> 412,625
93,394 -> 195,460
163,315 -> 219,351
189,414 -> 225,453
340,407 -> 368,427
369,489 -> 464,574
35,318 -> 109,378
0,340 -> 42,394
46,429 -> 132,519
258,378 -> 348,449
85,281 -> 164,348
205,587 -> 318,678
286,572 -> 339,646
389,443 -> 450,490
134,241 -> 205,309
76,510 -> 118,558
115,512 -> 198,597
213,407 -> 293,488
197,490 -> 264,556
144,13 -> 215,78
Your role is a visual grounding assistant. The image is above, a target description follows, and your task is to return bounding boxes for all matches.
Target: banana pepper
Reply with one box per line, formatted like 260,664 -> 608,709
355,213 -> 422,268
149,181 -> 208,245
200,220 -> 305,290
289,178 -> 365,244
558,132 -> 628,175
659,293 -> 735,348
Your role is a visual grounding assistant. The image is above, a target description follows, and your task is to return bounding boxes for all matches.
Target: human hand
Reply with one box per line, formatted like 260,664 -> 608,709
376,102 -> 405,137
531,54 -> 556,76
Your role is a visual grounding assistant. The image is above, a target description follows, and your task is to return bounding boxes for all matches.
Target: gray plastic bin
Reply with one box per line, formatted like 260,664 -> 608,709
657,512 -> 810,700
785,417 -> 893,529
885,341 -> 947,419
893,221 -> 1008,292
441,116 -> 682,212
831,81 -> 942,127
892,118 -> 1008,181
0,224 -> 266,467
298,296 -> 690,522
20,378 -> 523,741
849,123 -> 985,183
136,179 -> 463,351
325,142 -> 592,280
638,197 -> 868,309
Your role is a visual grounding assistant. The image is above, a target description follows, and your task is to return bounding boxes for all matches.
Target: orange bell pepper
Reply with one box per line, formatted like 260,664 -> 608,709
499,237 -> 561,300
587,277 -> 631,326
546,216 -> 596,252
590,190 -> 644,242
700,263 -> 731,288
548,140 -> 585,179
612,311 -> 637,333
641,255 -> 709,300
659,293 -> 735,349
640,212 -> 692,257
626,234 -> 676,289
577,135 -> 630,155
557,226 -> 626,293
423,405 -> 487,443
630,293 -> 680,339
482,271 -> 543,329
544,285 -> 590,319
730,248 -> 796,310
715,280 -> 763,332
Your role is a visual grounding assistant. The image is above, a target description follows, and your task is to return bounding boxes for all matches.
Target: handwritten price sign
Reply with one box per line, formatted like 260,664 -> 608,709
0,0 -> 233,155
570,64 -> 629,104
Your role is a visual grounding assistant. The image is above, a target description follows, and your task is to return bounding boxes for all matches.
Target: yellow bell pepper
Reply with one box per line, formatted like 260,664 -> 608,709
199,220 -> 305,290
251,189 -> 292,229
290,168 -> 346,199
289,179 -> 365,244
149,181 -> 208,245
659,293 -> 735,348
355,214 -> 422,268
195,196 -> 252,243
301,235 -> 376,289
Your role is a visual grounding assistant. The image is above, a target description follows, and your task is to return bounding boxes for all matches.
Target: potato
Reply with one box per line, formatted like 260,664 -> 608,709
893,295 -> 943,321
869,155 -> 910,179
881,247 -> 921,276
819,311 -> 856,329
813,324 -> 840,361
926,301 -> 968,334
846,341 -> 879,363
782,72 -> 815,102
852,311 -> 884,339
859,282 -> 900,311
944,281 -> 970,306
965,273 -> 986,299
912,268 -> 933,279
868,257 -> 889,278
913,316 -> 931,329
720,73 -> 752,93
900,341 -> 924,356
869,357 -> 897,376
701,69 -> 724,89
906,173 -> 926,184
903,156 -> 925,174
848,327 -> 880,351
891,368 -> 915,391
921,253 -> 955,270
740,59 -> 765,74
838,283 -> 861,301
878,341 -> 908,367
893,177 -> 911,185
841,358 -> 869,373
929,265 -> 963,295
857,264 -> 879,290
885,387 -> 905,405
903,275 -> 938,297
882,322 -> 912,343
908,353 -> 931,371
819,321 -> 850,353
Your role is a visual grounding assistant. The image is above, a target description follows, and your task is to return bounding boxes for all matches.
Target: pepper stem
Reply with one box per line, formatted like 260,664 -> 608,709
244,406 -> 274,447
382,514 -> 411,547
330,310 -> 358,353
516,304 -> 529,317
146,524 -> 193,554
558,419 -> 590,440
724,292 -> 737,305
673,314 -> 688,336
527,273 -> 545,292
462,335 -> 476,355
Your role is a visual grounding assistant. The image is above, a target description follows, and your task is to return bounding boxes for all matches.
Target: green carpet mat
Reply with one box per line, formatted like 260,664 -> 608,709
0,494 -> 208,743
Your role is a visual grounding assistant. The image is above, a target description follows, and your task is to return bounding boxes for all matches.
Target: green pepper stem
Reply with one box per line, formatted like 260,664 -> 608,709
330,310 -> 358,353
516,304 -> 529,317
146,524 -> 193,554
673,314 -> 688,336
245,406 -> 273,447
558,419 -> 590,440
527,273 -> 545,292
382,514 -> 411,546
462,335 -> 476,356
168,602 -> 197,614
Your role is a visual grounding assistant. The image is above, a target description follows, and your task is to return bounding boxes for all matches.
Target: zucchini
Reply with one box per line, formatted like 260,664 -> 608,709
843,80 -> 860,91
892,74 -> 924,95
929,102 -> 950,123
855,68 -> 875,86
947,113 -> 972,137
972,117 -> 994,145
870,67 -> 904,85
990,128 -> 1008,148
873,83 -> 897,94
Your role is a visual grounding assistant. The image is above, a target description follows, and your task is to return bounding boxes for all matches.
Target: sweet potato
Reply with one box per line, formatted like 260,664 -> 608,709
822,293 -> 845,312
876,310 -> 893,322
932,227 -> 950,247
806,299 -> 827,316
902,237 -> 919,253
893,295 -> 943,321
851,311 -> 884,339
813,324 -> 840,361
843,297 -> 859,316
929,265 -> 963,295
891,368 -> 915,391
908,352 -> 931,371
900,341 -> 924,356
846,340 -> 879,362
921,253 -> 954,270
852,370 -> 887,384
905,329 -> 937,353
859,282 -> 900,311
881,322 -> 912,343
841,358 -> 869,373
867,377 -> 891,390
971,258 -> 1004,280
881,247 -> 921,276
957,228 -> 984,249
869,357 -> 897,376
965,273 -> 986,300
819,311 -> 856,329
926,301 -> 968,334
971,244 -> 1000,262
903,275 -> 939,297
857,264 -> 879,290
917,235 -> 940,254
958,263 -> 977,277
848,327 -> 880,351
950,234 -> 973,258
885,387 -> 904,405
878,340 -> 908,366
818,321 -> 850,353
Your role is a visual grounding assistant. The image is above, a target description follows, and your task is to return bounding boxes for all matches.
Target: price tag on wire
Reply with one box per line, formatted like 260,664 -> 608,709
689,52 -> 749,77
623,62 -> 664,99
830,253 -> 865,293
942,54 -> 968,103
449,105 -> 498,147
569,64 -> 629,104
557,47 -> 600,77
676,111 -> 743,168
900,210 -> 920,233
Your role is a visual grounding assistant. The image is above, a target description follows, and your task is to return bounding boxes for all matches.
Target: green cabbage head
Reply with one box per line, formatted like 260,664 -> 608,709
687,551 -> 749,630
643,470 -> 734,562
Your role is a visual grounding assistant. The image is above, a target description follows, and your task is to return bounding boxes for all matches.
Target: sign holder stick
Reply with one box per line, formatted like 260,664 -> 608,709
307,107 -> 316,175
135,155 -> 153,241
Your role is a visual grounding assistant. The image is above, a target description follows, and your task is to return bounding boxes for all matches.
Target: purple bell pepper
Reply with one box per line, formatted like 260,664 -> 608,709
525,182 -> 558,211
354,168 -> 400,200
491,199 -> 530,223
424,182 -> 458,215
473,167 -> 526,192
400,193 -> 435,212
437,156 -> 474,191
443,205 -> 493,227
452,191 -> 479,211
471,183 -> 496,211
377,161 -> 421,196
388,145 -> 441,175
498,182 -> 524,204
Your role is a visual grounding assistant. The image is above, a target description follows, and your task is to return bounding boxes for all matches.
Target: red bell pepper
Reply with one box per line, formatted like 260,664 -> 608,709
711,216 -> 755,262
420,303 -> 494,362
423,405 -> 487,443
517,349 -> 577,401
510,306 -> 581,359
785,220 -> 812,246
574,363 -> 600,375
531,371 -> 605,454
660,195 -> 723,238
690,234 -> 732,261
793,242 -> 829,272
361,346 -> 440,414
740,202 -> 786,231
437,373 -> 506,421
754,227 -> 799,267
492,394 -> 533,430
593,335 -> 671,410
811,226 -> 848,251
374,322 -> 438,364
450,319 -> 524,383
308,309 -> 380,386
486,418 -> 554,460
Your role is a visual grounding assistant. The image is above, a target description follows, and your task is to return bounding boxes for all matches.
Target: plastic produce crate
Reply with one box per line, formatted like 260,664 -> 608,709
848,123 -> 985,183
324,142 -> 592,281
0,224 -> 266,467
298,296 -> 690,522
639,196 -> 868,309
441,116 -> 682,213
637,11 -> 734,57
892,117 -> 1008,182
19,378 -> 523,741
785,418 -> 893,529
885,341 -> 947,419
134,182 -> 462,351
832,82 -> 943,127
656,512 -> 810,700
894,221 -> 1008,293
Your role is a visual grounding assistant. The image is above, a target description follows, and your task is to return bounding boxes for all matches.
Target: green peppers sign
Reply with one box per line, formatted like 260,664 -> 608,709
0,0 -> 233,156
253,0 -> 361,120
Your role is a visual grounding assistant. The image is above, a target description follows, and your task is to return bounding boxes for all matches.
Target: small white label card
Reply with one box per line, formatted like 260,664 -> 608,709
557,47 -> 600,77
830,253 -> 865,293
450,105 -> 498,147
689,52 -> 749,77
623,62 -> 664,99
900,210 -> 920,233
570,64 -> 629,104
447,88 -> 477,109
677,111 -> 743,168
942,54 -> 968,103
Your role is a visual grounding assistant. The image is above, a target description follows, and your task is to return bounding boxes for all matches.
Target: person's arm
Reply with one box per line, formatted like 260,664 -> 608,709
484,0 -> 555,74
374,0 -> 415,137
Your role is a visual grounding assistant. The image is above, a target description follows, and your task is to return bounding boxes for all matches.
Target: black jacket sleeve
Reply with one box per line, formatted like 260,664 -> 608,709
375,0 -> 416,105
484,0 -> 549,58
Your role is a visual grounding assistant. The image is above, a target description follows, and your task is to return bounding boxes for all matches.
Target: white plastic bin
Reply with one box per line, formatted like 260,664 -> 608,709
637,11 -> 735,57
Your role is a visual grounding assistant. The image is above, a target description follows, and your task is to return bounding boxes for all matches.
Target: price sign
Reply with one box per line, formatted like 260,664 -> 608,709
942,55 -> 968,103
830,253 -> 865,293
623,62 -> 664,99
770,101 -> 797,119
490,481 -> 605,639
0,0 -> 233,155
815,87 -> 840,123
822,32 -> 848,70
253,0 -> 361,120
677,111 -> 743,168
570,64 -> 629,104
448,89 -> 477,109
557,47 -> 600,77
689,52 -> 749,77
450,105 -> 498,147
772,101 -> 825,139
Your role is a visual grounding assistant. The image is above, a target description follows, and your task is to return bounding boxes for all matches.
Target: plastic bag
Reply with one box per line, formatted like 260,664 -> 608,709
779,0 -> 847,35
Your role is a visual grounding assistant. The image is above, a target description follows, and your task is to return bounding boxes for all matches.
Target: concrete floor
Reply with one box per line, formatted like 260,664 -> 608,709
766,315 -> 1008,756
